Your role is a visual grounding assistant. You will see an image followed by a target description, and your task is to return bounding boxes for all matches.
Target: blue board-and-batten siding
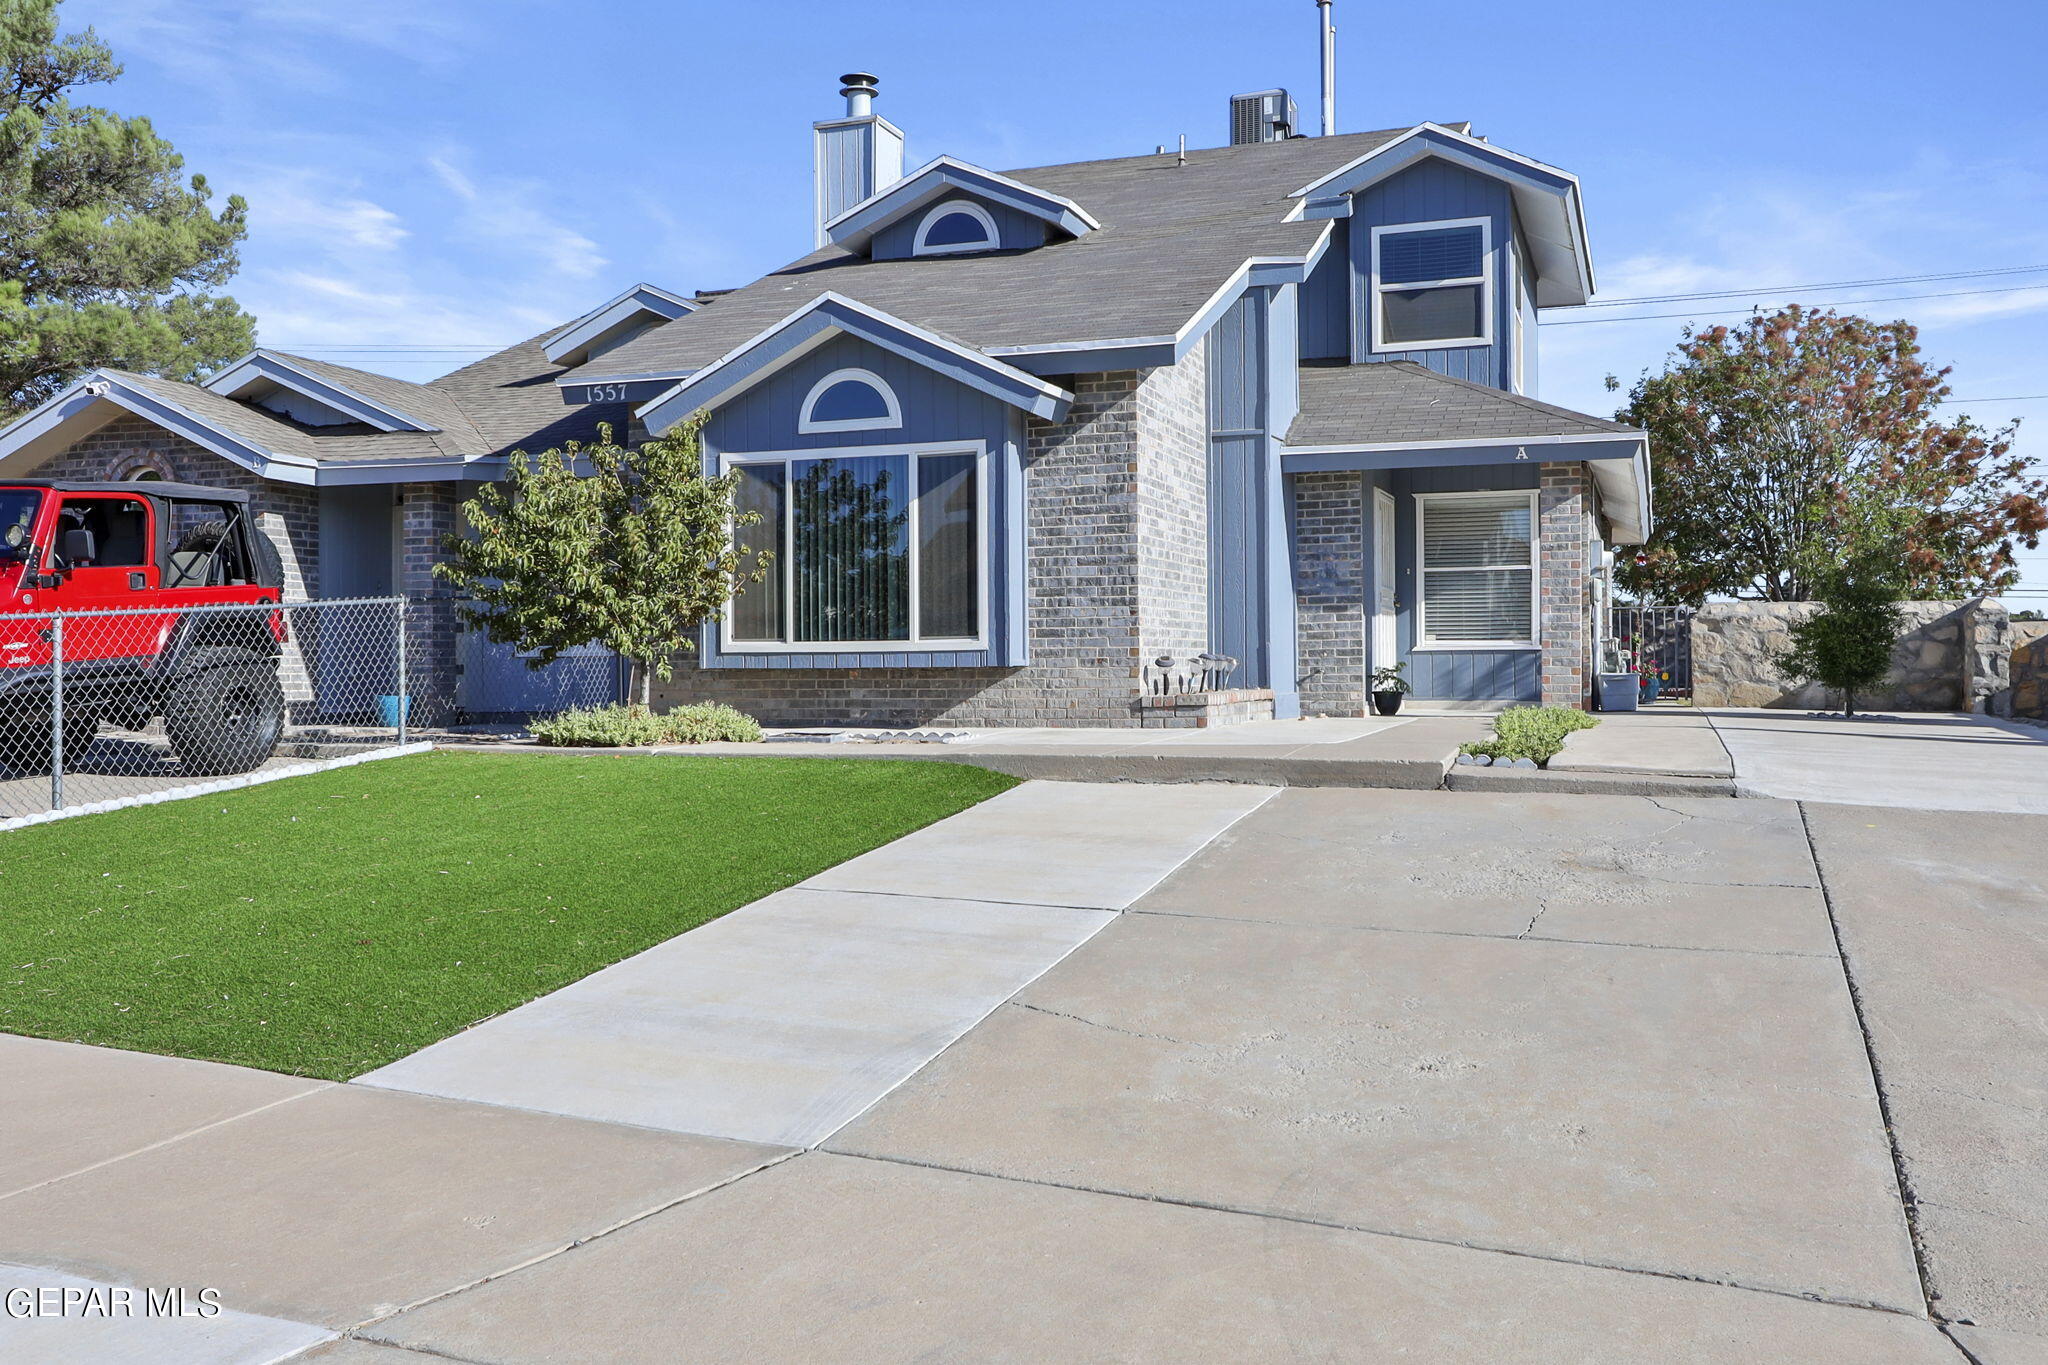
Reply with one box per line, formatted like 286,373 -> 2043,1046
1387,462 -> 1542,703
697,332 -> 1025,670
1297,230 -> 1350,361
1205,288 -> 1300,716
869,195 -> 1048,259
1349,160 -> 1515,390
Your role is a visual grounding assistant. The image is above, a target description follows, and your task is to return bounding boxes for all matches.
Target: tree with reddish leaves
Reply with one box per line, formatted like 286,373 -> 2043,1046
1610,306 -> 2045,603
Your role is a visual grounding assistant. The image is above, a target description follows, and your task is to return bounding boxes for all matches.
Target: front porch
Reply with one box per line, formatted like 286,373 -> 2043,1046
1283,360 -> 1650,715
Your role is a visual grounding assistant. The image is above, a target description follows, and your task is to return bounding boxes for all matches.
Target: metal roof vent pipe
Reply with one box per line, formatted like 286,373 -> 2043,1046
1318,0 -> 1336,135
813,72 -> 904,248
840,72 -> 877,117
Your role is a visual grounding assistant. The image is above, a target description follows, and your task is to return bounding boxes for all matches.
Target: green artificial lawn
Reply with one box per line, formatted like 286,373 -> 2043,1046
0,751 -> 1014,1080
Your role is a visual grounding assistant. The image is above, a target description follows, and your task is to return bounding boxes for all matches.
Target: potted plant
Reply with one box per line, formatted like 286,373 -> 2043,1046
1369,664 -> 1412,716
1638,656 -> 1663,704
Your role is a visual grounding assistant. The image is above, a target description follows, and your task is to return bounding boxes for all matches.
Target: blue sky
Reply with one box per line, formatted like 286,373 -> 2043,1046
67,0 -> 2048,599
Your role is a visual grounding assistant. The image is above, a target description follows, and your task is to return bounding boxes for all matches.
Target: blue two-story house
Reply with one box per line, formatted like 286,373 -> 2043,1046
0,74 -> 1647,727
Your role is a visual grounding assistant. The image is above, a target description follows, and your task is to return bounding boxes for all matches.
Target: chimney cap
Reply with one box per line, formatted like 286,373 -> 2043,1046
839,72 -> 879,94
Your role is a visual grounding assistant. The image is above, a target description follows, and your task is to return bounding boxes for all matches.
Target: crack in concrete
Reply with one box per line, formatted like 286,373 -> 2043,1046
830,1147 -> 1936,1322
1517,896 -> 1551,940
1010,1001 -> 1205,1048
1798,800 -> 1943,1324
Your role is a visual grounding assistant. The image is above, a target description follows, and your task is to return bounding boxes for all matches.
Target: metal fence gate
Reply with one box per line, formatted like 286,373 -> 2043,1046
0,596 -> 412,823
1610,605 -> 1695,698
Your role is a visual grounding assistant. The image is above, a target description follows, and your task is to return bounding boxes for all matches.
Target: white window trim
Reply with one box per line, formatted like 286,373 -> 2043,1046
911,199 -> 999,256
1369,215 -> 1494,354
1510,243 -> 1528,395
1412,488 -> 1541,651
719,439 -> 990,654
797,366 -> 902,434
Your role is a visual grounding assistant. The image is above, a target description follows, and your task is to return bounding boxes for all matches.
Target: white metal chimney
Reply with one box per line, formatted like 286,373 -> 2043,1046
813,72 -> 904,248
1317,0 -> 1336,135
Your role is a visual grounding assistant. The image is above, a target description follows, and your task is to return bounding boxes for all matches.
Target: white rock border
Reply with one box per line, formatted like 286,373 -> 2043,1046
0,741 -> 435,834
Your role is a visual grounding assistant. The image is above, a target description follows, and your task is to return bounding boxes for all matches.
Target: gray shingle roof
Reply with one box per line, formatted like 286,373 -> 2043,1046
571,128 -> 1422,380
104,327 -> 636,467
269,353 -> 490,451
1285,360 -> 1637,447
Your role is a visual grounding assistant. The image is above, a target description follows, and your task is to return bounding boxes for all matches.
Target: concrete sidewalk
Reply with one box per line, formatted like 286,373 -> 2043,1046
1549,705 -> 1734,779
4,782 -> 2043,1360
469,715 -> 1492,790
1709,707 -> 2048,812
358,782 -> 1276,1145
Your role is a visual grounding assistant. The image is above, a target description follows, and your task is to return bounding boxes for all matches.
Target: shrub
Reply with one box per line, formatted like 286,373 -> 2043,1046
1778,550 -> 1904,717
529,702 -> 763,748
1459,705 -> 1598,766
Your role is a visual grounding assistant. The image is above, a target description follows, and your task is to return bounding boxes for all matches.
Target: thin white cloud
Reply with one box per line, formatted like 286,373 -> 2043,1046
427,152 -> 607,281
77,0 -> 472,90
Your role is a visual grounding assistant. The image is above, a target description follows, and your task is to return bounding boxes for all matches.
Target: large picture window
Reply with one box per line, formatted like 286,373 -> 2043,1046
1415,490 -> 1538,648
726,444 -> 986,650
1371,217 -> 1492,351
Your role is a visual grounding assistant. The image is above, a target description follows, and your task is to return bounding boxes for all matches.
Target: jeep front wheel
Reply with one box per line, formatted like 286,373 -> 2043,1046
165,659 -> 284,776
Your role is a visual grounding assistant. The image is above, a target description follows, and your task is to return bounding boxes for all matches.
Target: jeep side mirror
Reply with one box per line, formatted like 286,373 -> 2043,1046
59,527 -> 95,566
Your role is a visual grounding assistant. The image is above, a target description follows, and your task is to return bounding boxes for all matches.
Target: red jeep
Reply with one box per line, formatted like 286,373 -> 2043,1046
0,480 -> 290,776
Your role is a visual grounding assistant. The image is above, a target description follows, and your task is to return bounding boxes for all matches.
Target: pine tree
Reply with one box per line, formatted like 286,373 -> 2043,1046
0,0 -> 255,417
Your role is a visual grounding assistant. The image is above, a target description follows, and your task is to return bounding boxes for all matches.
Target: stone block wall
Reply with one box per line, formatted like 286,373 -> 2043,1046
2006,620 -> 2048,718
1538,463 -> 1597,709
1291,471 -> 1366,716
1691,599 -> 2011,711
650,350 -> 1213,728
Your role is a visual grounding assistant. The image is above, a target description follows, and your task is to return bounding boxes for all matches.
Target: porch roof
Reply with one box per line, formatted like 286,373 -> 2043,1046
1281,361 -> 1651,545
1285,360 -> 1634,448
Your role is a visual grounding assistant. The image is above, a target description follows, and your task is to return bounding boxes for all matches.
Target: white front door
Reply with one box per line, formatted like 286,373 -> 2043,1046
1372,488 -> 1397,681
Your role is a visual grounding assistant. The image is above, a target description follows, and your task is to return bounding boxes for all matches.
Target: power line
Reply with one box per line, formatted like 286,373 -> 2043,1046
1540,281 -> 2048,326
1559,263 -> 2048,309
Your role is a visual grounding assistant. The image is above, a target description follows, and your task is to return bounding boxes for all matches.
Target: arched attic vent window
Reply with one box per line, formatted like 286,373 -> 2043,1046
798,367 -> 903,434
911,199 -> 999,256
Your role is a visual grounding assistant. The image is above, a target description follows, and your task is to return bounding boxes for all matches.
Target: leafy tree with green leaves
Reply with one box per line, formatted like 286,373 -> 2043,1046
435,420 -> 774,706
1777,548 -> 1906,717
0,0 -> 254,417
1611,306 -> 2046,604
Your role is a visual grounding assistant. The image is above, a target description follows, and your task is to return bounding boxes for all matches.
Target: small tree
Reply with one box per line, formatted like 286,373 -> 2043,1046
1613,306 -> 2047,604
435,419 -> 772,705
1777,550 -> 1905,717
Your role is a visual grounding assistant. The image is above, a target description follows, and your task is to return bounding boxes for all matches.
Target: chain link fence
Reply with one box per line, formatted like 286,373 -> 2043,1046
0,596 -> 415,823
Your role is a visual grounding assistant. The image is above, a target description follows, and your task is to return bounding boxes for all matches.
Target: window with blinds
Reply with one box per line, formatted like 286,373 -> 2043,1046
726,447 -> 985,650
1371,218 -> 1492,351
1416,492 -> 1538,646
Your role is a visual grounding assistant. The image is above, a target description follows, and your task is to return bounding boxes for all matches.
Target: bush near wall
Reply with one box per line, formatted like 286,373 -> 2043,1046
1691,599 -> 2010,712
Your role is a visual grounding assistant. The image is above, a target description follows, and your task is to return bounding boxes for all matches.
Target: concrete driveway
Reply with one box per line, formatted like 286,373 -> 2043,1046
1709,707 -> 2048,813
1,780 -> 2042,1361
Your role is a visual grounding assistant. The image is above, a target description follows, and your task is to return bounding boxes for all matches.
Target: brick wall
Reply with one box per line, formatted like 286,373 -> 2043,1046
1134,334 -> 1210,664
1538,462 -> 1597,709
32,414 -> 320,601
650,350 -> 1215,728
397,482 -> 461,724
1291,471 -> 1366,715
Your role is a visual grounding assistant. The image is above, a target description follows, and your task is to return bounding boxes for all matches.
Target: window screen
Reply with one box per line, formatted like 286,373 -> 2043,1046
1419,494 -> 1535,644
1374,221 -> 1490,348
1378,226 -> 1485,284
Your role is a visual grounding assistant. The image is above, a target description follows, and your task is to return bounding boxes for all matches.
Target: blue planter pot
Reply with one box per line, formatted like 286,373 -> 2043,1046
1639,676 -> 1662,704
377,694 -> 412,728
